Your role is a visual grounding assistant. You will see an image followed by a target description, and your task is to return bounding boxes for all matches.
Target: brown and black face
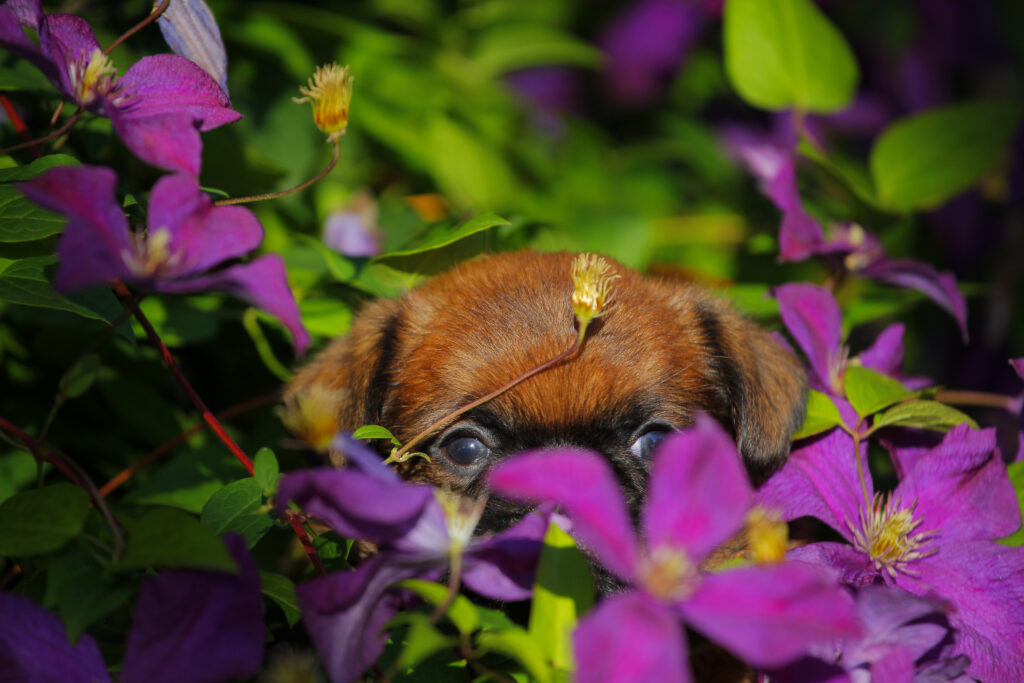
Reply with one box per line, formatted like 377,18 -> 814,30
285,250 -> 806,558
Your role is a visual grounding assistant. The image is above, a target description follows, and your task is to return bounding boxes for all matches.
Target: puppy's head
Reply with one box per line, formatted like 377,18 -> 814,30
286,251 -> 805,517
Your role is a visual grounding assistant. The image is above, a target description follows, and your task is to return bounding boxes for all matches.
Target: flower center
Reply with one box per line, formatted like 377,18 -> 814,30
121,228 -> 179,279
848,493 -> 937,578
745,507 -> 788,564
638,545 -> 699,601
293,63 -> 353,142
69,49 -> 119,105
435,490 -> 486,554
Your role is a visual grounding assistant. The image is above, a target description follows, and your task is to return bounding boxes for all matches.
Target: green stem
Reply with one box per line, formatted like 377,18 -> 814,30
104,0 -> 170,56
0,111 -> 81,156
214,141 -> 340,206
242,309 -> 292,382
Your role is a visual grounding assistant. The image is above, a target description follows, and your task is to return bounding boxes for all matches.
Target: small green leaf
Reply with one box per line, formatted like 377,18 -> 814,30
260,571 -> 302,627
200,479 -> 272,548
253,447 -> 280,495
0,155 -> 80,184
999,462 -> 1024,547
61,354 -> 101,399
844,366 -> 911,418
353,424 -> 401,446
793,390 -> 843,440
870,101 -> 1024,212
477,628 -> 552,683
120,507 -> 238,572
399,578 -> 480,635
386,612 -> 459,671
872,400 -> 979,433
723,0 -> 858,113
0,483 -> 89,556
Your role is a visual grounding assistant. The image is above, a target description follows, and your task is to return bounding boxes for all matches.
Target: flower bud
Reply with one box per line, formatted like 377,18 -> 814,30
293,63 -> 354,142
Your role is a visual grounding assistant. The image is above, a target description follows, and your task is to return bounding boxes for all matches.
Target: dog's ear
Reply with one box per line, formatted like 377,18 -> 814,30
693,295 -> 807,483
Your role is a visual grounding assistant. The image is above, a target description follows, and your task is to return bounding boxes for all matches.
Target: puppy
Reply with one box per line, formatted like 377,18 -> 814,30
285,250 -> 806,536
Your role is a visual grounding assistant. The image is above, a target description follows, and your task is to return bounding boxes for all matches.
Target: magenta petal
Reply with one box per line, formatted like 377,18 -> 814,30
489,449 -> 641,583
756,428 -> 868,541
574,591 -> 690,683
108,109 -> 203,176
858,324 -> 906,378
7,0 -> 41,28
1012,358 -> 1024,380
859,259 -> 968,343
643,416 -> 751,563
157,0 -> 229,93
0,592 -> 110,683
680,562 -> 860,669
463,504 -> 552,602
786,542 -> 877,587
0,6 -> 58,81
147,174 -> 263,276
774,283 -> 843,392
37,13 -> 100,102
18,165 -> 133,291
118,55 -> 238,131
162,255 -> 310,354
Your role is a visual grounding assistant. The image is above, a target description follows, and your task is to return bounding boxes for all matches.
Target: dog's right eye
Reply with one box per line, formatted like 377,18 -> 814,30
442,436 -> 490,466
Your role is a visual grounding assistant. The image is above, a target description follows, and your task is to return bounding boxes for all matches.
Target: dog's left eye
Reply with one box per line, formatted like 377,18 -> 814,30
631,429 -> 668,460
442,436 -> 490,466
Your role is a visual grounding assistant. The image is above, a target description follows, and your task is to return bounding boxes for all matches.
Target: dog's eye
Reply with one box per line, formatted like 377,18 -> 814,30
631,429 -> 668,460
442,436 -> 490,466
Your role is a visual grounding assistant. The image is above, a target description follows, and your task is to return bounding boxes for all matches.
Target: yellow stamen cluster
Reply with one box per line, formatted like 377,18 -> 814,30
842,223 -> 871,271
570,253 -> 620,339
848,493 -> 937,578
293,63 -> 354,143
122,228 -> 178,278
638,545 -> 699,601
745,507 -> 788,565
278,385 -> 346,452
70,48 -> 119,105
435,489 -> 486,554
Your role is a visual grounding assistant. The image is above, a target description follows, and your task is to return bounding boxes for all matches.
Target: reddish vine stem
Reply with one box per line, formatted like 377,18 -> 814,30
104,0 -> 170,56
0,110 -> 81,156
214,141 -> 340,206
934,390 -> 1016,412
287,515 -> 326,576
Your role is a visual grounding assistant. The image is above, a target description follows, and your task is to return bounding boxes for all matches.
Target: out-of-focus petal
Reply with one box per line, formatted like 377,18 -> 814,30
859,259 -> 968,343
37,13 -> 101,101
857,324 -> 905,378
463,504 -> 553,602
573,591 -> 690,683
7,0 -> 40,27
18,165 -> 132,291
0,592 -> 110,683
121,536 -> 264,683
323,209 -> 381,258
849,585 -> 952,668
643,415 -> 751,564
108,109 -> 203,176
330,433 -> 398,481
276,467 -> 434,544
786,542 -> 877,587
489,449 -> 641,583
0,5 -> 58,81
779,208 -> 827,263
679,562 -> 860,669
774,283 -> 843,392
157,0 -> 229,93
117,54 -> 238,131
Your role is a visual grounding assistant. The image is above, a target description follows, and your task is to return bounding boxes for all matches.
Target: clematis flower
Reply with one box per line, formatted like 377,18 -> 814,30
322,191 -> 381,258
276,435 -> 551,683
774,281 -> 929,397
19,165 -> 309,353
489,415 -> 860,683
757,425 -> 1024,681
0,0 -> 239,175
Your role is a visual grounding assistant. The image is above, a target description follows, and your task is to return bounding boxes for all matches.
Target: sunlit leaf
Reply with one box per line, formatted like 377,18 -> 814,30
844,366 -> 911,418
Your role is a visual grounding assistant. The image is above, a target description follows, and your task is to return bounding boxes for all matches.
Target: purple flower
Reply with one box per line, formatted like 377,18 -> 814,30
322,192 -> 381,258
277,436 -> 551,683
19,165 -> 309,353
758,425 -> 1024,681
489,415 -> 860,682
0,592 -> 110,682
0,0 -> 239,175
774,282 -> 928,396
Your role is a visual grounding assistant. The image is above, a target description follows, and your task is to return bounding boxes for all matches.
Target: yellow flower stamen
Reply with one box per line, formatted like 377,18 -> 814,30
848,492 -> 937,578
571,253 -> 620,342
278,385 -> 346,451
69,48 -> 119,105
638,545 -> 699,601
293,63 -> 353,143
745,507 -> 788,564
121,227 -> 179,278
434,489 -> 486,555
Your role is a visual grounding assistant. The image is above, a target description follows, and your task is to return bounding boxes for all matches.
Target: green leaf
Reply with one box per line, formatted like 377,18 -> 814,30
200,478 -> 272,548
299,297 -> 353,338
999,462 -> 1024,547
119,507 -> 238,572
260,571 -> 302,627
529,521 -> 594,673
0,155 -> 80,184
353,424 -> 401,446
386,612 -> 459,671
723,0 -> 858,113
477,628 -> 552,683
872,400 -> 979,433
61,354 -> 101,399
0,256 -> 123,323
843,366 -> 911,418
125,448 -> 249,514
253,447 -> 280,495
870,101 -> 1024,212
0,450 -> 40,504
44,548 -> 134,642
0,156 -> 79,243
0,483 -> 89,557
793,390 -> 844,440
399,578 -> 480,635
0,61 -> 58,93
425,116 -> 520,210
375,212 -> 510,263
472,26 -> 602,78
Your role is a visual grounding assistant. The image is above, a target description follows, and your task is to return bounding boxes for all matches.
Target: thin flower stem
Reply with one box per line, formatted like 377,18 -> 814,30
934,390 -> 1015,412
0,110 -> 81,155
851,426 -> 872,509
214,141 -> 340,206
112,280 -> 255,475
103,0 -> 170,56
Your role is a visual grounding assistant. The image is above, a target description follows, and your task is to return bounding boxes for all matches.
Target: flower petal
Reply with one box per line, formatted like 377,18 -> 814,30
489,449 -> 641,583
18,165 -> 132,291
37,13 -> 100,102
157,0 -> 229,93
463,504 -> 552,602
0,592 -> 110,683
774,283 -> 843,392
118,54 -> 238,131
0,5 -> 58,82
643,415 -> 751,563
573,591 -> 691,683
786,542 -> 877,587
121,536 -> 264,683
108,109 -> 203,176
679,562 -> 860,669
857,324 -> 905,379
859,259 -> 968,343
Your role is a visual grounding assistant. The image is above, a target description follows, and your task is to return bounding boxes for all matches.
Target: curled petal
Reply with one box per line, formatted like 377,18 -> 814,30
463,504 -> 553,602
774,283 -> 843,392
859,259 -> 968,343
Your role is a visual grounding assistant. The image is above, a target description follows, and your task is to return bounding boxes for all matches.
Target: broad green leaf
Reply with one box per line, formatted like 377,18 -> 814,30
472,26 -> 602,78
870,101 -> 1024,212
299,297 -> 353,338
253,447 -> 280,495
0,155 -> 79,243
529,522 -> 594,673
119,507 -> 238,572
260,571 -> 302,627
844,366 -> 911,418
44,548 -> 134,641
426,116 -> 520,210
200,478 -> 273,548
723,0 -> 858,113
61,354 -> 100,399
385,612 -> 459,671
477,628 -> 551,683
353,424 -> 401,446
0,483 -> 89,556
0,61 -> 58,93
375,212 -> 510,262
399,578 -> 480,635
872,400 -> 979,433
0,155 -> 79,183
125,448 -> 249,514
999,462 -> 1024,547
0,256 -> 122,323
793,390 -> 844,440
0,450 -> 42,504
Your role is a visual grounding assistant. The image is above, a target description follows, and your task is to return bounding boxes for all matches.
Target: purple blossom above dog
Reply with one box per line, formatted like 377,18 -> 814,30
277,436 -> 551,683
757,425 -> 1024,681
490,415 -> 859,683
19,165 -> 309,353
0,0 -> 239,175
